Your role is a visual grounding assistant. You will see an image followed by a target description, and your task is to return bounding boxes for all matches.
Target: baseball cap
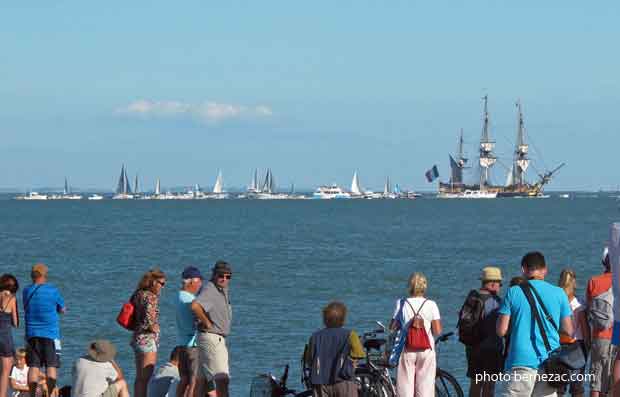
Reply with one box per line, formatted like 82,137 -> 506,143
181,266 -> 203,280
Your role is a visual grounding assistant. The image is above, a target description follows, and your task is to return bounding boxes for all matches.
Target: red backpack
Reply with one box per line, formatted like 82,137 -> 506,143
116,295 -> 136,331
405,299 -> 431,351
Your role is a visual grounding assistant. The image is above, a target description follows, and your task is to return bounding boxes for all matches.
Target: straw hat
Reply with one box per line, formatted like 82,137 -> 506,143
480,266 -> 503,282
87,340 -> 116,363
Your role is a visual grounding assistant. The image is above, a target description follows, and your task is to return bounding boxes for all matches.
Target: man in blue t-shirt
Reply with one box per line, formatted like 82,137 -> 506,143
497,252 -> 573,397
22,263 -> 65,397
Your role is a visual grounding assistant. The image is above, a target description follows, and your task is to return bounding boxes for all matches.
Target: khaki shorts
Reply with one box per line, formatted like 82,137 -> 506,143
178,346 -> 199,379
591,338 -> 617,393
197,332 -> 229,381
101,383 -> 118,397
501,367 -> 557,397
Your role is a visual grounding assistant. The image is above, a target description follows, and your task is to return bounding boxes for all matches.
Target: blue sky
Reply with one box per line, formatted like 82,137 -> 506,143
1,1 -> 619,191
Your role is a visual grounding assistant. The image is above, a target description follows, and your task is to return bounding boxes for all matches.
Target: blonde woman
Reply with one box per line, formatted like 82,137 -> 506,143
558,269 -> 587,397
389,272 -> 442,397
131,269 -> 166,397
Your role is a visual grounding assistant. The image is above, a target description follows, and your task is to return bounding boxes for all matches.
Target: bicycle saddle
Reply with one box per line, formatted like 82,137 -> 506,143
363,338 -> 386,350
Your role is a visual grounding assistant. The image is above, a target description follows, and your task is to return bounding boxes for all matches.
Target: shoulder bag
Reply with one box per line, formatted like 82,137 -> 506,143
519,282 -> 586,388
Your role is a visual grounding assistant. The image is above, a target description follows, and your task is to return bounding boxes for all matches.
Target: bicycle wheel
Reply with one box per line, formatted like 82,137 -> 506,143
435,368 -> 464,397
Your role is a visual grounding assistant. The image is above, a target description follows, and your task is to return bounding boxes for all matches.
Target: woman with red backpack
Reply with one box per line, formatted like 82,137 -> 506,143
389,272 -> 442,397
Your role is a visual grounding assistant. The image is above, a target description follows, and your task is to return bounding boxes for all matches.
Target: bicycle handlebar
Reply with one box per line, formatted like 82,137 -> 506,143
435,331 -> 454,344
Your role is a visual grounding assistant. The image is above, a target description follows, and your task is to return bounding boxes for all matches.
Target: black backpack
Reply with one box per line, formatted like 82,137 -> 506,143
457,290 -> 489,346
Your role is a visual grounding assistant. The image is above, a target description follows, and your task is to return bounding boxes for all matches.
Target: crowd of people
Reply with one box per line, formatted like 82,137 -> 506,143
0,261 -> 233,397
302,249 -> 619,397
0,248 -> 619,397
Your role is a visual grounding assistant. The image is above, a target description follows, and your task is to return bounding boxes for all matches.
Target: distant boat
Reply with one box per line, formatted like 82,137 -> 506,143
16,192 -> 49,200
213,171 -> 224,194
438,97 -> 564,199
248,169 -> 260,194
49,177 -> 83,200
559,193 -> 570,199
113,165 -> 134,199
87,194 -> 104,201
438,190 -> 497,199
255,169 -> 289,199
382,176 -> 397,199
351,171 -> 363,196
313,185 -> 351,199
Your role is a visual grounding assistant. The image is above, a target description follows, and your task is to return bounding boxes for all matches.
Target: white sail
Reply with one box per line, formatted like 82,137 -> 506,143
213,171 -> 224,193
351,171 -> 362,195
155,178 -> 161,195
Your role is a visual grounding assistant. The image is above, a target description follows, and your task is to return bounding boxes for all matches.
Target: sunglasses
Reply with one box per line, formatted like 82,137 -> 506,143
157,280 -> 166,287
217,274 -> 232,280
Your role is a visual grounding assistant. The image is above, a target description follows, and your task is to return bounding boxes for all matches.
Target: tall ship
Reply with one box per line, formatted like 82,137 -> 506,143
438,96 -> 564,198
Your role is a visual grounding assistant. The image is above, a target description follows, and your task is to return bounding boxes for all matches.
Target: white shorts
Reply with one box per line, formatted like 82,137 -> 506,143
197,332 -> 229,381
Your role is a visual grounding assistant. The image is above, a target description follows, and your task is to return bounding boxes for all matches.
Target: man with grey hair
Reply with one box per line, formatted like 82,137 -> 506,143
175,266 -> 203,397
191,261 -> 232,397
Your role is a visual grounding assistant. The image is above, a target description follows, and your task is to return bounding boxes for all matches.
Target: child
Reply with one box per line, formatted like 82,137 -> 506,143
10,348 -> 29,397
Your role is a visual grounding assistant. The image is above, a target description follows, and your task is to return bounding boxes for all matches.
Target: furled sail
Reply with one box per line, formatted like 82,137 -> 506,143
249,169 -> 258,192
383,177 -> 391,195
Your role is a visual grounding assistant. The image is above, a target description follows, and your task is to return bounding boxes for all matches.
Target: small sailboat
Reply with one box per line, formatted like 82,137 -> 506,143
382,176 -> 397,199
49,177 -> 82,200
113,164 -> 134,199
256,169 -> 289,199
210,170 -> 229,199
351,171 -> 363,197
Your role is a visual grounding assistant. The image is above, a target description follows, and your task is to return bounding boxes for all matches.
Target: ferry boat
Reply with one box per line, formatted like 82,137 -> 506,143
438,96 -> 564,199
312,185 -> 351,199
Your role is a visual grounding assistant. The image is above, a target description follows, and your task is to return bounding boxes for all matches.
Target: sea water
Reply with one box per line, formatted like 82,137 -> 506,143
0,195 -> 615,395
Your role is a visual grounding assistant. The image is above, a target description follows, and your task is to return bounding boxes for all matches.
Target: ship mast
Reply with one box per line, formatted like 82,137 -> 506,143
449,128 -> 468,185
512,99 -> 529,186
478,95 -> 496,188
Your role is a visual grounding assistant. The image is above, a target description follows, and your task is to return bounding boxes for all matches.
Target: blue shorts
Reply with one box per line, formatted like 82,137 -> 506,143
612,322 -> 620,346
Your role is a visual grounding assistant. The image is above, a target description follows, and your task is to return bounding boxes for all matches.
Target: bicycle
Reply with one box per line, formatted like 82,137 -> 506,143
250,364 -> 312,397
435,331 -> 464,397
358,324 -> 464,397
357,322 -> 397,397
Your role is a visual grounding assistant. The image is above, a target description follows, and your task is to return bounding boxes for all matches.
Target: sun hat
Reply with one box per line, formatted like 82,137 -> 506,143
480,266 -> 503,282
181,266 -> 203,280
31,263 -> 48,277
213,261 -> 232,274
87,340 -> 117,362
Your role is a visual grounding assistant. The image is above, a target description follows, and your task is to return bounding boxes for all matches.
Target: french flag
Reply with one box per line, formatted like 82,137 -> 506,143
425,165 -> 439,182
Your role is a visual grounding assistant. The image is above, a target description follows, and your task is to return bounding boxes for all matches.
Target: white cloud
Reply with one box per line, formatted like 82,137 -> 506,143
116,100 -> 273,124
